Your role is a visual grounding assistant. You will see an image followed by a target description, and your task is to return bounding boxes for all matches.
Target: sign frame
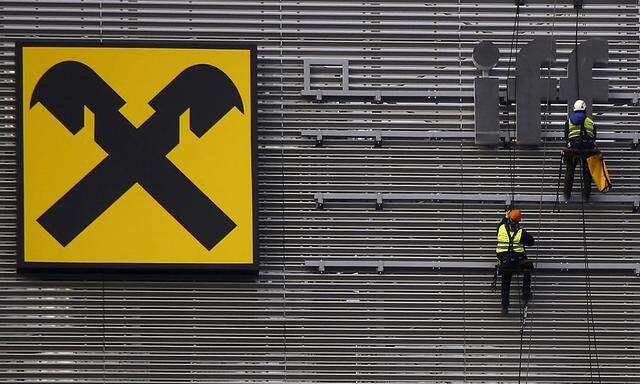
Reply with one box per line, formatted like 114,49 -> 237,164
15,40 -> 259,272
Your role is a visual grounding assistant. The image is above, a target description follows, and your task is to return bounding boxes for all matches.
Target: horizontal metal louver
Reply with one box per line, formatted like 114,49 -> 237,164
1,1 -> 639,382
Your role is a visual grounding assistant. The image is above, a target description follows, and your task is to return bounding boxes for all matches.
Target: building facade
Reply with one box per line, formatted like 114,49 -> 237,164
1,1 -> 640,382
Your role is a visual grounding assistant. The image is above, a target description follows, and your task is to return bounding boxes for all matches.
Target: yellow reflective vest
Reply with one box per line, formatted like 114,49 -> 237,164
568,117 -> 595,139
496,223 -> 525,254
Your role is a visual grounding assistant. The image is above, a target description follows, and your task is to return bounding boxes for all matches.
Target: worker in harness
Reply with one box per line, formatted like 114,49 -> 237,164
496,209 -> 535,315
563,99 -> 597,199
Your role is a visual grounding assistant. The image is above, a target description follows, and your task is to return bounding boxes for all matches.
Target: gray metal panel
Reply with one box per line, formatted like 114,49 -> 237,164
475,77 -> 501,145
304,259 -> 640,274
313,192 -> 640,210
1,1 -> 639,383
300,129 -> 640,148
514,37 -> 557,145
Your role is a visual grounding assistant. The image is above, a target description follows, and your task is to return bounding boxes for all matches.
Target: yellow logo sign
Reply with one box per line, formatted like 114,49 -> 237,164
18,42 -> 256,270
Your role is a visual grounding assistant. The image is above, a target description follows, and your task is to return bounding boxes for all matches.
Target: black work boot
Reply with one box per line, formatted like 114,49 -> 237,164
501,306 -> 509,316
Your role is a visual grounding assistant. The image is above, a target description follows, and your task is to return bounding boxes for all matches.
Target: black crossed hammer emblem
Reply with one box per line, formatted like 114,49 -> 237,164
30,61 -> 243,249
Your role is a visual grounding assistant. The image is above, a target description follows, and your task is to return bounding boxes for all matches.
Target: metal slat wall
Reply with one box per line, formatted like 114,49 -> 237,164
1,1 -> 639,382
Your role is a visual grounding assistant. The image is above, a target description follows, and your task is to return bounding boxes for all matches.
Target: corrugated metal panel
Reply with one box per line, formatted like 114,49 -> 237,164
1,0 -> 639,382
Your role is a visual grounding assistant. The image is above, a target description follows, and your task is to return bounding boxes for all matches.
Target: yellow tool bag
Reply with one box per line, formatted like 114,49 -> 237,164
587,152 -> 612,193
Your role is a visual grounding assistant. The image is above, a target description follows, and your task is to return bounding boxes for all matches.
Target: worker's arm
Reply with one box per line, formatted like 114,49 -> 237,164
520,229 -> 535,246
593,121 -> 597,140
564,120 -> 569,142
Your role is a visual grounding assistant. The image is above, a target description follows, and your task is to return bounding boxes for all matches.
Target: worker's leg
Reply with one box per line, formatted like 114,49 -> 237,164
501,272 -> 512,309
581,156 -> 592,198
522,271 -> 531,305
563,153 -> 577,198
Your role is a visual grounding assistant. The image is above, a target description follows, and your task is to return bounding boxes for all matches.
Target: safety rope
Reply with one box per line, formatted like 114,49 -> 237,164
574,7 -> 594,381
279,1 -> 288,380
574,7 -> 581,99
575,5 -> 602,381
502,5 -> 529,382
457,1 -> 467,380
502,3 -> 529,382
580,172 -> 602,384
506,3 -> 522,208
523,2 -> 559,382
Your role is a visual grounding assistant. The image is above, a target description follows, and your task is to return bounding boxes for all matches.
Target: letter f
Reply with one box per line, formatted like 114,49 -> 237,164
509,37 -> 557,146
559,38 -> 609,115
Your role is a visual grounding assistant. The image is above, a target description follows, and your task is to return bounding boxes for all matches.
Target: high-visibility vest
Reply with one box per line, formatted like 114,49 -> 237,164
568,117 -> 595,139
496,224 -> 525,254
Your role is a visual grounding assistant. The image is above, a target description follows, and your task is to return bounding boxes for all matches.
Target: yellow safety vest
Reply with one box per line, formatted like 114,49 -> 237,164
568,117 -> 595,139
496,224 -> 524,253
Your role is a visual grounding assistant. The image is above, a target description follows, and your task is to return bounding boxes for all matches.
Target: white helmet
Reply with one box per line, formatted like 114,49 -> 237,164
573,99 -> 587,111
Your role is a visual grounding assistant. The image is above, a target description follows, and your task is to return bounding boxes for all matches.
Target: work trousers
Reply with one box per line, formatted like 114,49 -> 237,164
497,252 -> 533,309
564,139 -> 594,198
501,271 -> 531,309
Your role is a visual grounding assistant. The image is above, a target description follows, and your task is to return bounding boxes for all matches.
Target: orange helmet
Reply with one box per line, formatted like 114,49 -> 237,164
507,209 -> 522,222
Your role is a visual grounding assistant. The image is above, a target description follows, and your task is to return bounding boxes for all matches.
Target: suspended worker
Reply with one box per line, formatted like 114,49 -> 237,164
563,99 -> 597,199
496,209 -> 535,315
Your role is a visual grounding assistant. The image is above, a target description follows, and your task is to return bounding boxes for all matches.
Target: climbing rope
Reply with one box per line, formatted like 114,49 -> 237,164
574,6 -> 581,99
580,171 -> 602,384
505,3 -> 522,208
574,5 -> 602,382
279,0 -> 288,380
501,3 -> 530,382
502,4 -> 531,382
524,2 -> 559,382
457,0 -> 468,380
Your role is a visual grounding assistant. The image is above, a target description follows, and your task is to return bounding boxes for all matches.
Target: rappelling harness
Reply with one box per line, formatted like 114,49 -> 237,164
492,221 -> 534,291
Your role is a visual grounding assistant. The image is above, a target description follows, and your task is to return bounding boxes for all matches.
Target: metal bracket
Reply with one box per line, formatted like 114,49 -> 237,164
305,260 -> 640,275
315,192 -> 324,210
505,198 -> 513,211
499,135 -> 509,149
374,91 -> 382,104
315,130 -> 323,147
314,192 -> 640,212
500,131 -> 511,143
303,59 -> 350,102
374,132 -> 382,148
376,193 -> 383,211
302,129 -> 640,150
